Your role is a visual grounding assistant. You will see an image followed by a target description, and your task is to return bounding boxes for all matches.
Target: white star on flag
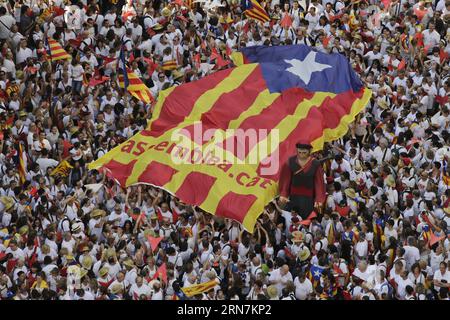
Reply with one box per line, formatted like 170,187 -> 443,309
314,270 -> 321,278
285,51 -> 332,85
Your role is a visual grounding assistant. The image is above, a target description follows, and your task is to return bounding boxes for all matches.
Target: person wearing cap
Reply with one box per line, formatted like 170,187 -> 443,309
279,140 -> 326,219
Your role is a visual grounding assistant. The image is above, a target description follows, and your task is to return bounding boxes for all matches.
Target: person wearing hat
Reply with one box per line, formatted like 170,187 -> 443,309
385,175 -> 399,208
80,254 -> 94,271
297,246 -> 311,264
109,283 -> 124,299
290,230 -> 306,257
0,196 -> 15,215
266,285 -> 279,300
89,209 -> 106,239
123,258 -> 138,284
172,69 -> 184,85
98,267 -> 114,289
279,140 -> 326,219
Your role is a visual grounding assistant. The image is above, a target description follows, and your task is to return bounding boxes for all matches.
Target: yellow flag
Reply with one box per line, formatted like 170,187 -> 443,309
181,280 -> 218,297
50,160 -> 73,177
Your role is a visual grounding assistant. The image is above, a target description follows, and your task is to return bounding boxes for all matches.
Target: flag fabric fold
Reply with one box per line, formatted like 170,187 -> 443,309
89,45 -> 371,232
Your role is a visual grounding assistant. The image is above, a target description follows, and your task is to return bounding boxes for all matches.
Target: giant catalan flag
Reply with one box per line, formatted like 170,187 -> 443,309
88,45 -> 371,232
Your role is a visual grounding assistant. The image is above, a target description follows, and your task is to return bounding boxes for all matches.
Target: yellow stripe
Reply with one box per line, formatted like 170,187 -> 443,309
185,63 -> 257,121
147,86 -> 177,130
245,11 -> 267,22
130,91 -> 152,104
230,52 -> 245,66
245,92 -> 335,163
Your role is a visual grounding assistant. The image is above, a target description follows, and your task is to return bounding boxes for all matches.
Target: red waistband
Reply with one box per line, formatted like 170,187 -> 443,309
290,184 -> 314,197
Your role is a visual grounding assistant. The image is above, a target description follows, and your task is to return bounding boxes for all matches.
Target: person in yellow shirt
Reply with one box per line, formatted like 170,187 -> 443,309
30,272 -> 49,293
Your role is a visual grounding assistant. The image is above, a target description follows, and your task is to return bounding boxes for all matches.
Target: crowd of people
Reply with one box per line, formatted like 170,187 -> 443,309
0,0 -> 449,300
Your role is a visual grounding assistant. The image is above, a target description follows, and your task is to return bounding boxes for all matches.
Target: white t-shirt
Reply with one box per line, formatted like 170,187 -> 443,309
294,277 -> 313,300
433,270 -> 450,283
403,245 -> 420,270
0,15 -> 16,40
268,268 -> 293,295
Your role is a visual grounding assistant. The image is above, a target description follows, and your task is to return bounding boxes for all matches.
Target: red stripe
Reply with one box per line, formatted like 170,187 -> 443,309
257,89 -> 364,180
175,172 -> 217,205
250,0 -> 269,19
215,192 -> 257,224
125,77 -> 145,85
181,66 -> 266,145
246,10 -> 268,23
134,91 -> 146,102
51,52 -> 69,58
103,159 -> 137,186
137,161 -> 178,186
144,68 -> 234,137
222,87 -> 314,160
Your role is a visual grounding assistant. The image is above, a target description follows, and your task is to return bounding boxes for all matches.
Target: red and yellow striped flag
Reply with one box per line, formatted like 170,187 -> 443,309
18,143 -> 27,185
46,38 -> 71,61
88,45 -> 371,232
242,0 -> 270,24
181,280 -> 218,297
118,68 -> 154,104
161,59 -> 177,71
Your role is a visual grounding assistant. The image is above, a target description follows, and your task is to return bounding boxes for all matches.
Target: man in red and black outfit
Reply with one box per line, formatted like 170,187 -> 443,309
279,140 -> 326,219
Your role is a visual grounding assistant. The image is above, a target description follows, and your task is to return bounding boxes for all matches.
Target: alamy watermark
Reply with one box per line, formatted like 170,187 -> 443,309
169,126 -> 280,175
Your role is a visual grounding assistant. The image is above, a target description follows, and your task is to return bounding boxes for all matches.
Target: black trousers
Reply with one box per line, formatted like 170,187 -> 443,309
286,194 -> 314,220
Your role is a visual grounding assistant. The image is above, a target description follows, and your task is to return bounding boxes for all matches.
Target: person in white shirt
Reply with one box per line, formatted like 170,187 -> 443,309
108,204 -> 130,227
129,276 -> 151,300
16,38 -> 32,65
0,7 -> 16,40
422,22 -> 441,49
294,272 -> 313,300
304,8 -> 320,34
433,261 -> 450,289
70,59 -> 84,94
268,265 -> 293,296
403,237 -> 421,271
